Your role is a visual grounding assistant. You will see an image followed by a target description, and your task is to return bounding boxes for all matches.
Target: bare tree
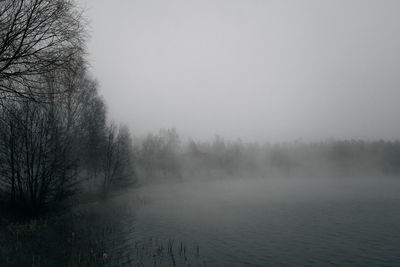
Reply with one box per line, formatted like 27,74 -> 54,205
0,99 -> 78,215
102,124 -> 135,195
136,129 -> 181,180
73,77 -> 107,180
0,0 -> 87,101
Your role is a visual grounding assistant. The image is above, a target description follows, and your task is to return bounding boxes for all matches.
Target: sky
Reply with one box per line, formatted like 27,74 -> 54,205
79,0 -> 400,142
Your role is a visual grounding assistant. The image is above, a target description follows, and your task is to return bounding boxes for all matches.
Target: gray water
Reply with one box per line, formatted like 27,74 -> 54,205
107,177 -> 400,266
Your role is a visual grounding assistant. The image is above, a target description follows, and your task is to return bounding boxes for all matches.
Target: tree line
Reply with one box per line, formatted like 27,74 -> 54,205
134,133 -> 400,181
0,0 -> 135,216
1,0 -> 399,217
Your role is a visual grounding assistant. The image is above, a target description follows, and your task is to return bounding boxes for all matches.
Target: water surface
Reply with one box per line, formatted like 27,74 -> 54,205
107,177 -> 400,266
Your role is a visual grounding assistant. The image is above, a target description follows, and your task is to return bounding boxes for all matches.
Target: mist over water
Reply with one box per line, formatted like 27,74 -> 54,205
2,1 -> 400,266
99,176 -> 400,266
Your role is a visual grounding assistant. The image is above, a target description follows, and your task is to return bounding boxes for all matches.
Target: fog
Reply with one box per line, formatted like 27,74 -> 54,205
2,1 -> 400,266
89,175 -> 400,266
81,0 -> 400,142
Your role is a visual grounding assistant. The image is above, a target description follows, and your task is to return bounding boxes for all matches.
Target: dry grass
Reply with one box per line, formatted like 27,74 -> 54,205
0,200 -> 206,267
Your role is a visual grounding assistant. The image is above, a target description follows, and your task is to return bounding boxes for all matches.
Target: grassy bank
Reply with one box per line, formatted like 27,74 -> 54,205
0,192 -> 205,267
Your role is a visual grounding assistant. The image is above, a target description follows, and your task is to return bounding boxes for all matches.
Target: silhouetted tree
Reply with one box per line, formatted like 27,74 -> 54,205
0,0 -> 86,101
0,98 -> 78,215
102,124 -> 135,195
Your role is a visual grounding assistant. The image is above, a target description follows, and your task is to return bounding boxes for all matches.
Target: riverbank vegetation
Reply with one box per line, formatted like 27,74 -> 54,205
0,0 -> 136,217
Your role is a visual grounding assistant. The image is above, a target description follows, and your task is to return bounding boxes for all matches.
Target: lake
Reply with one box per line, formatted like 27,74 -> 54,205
103,177 -> 400,266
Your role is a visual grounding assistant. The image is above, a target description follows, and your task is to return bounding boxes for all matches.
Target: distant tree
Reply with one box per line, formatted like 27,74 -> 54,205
102,124 -> 135,195
139,133 -> 162,178
136,129 -> 181,179
158,128 -> 181,177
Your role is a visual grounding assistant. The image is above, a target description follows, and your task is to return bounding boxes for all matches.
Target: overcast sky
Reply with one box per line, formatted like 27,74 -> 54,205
79,0 -> 400,142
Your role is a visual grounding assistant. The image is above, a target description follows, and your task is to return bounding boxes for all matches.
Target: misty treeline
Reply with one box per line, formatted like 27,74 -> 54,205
0,0 -> 135,215
1,0 -> 399,218
133,132 -> 400,181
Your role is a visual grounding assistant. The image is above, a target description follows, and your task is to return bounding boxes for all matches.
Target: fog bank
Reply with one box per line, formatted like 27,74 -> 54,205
81,0 -> 400,142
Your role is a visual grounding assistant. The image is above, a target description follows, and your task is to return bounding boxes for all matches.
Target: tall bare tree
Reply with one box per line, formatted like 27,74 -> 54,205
0,0 -> 86,101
